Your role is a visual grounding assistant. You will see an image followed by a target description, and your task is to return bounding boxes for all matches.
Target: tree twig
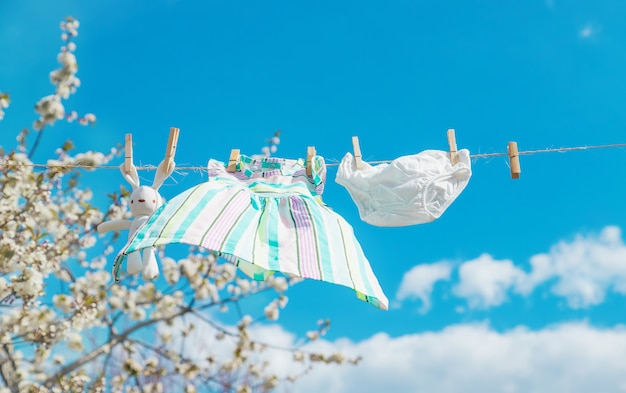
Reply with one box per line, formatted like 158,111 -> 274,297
28,128 -> 45,159
43,307 -> 192,389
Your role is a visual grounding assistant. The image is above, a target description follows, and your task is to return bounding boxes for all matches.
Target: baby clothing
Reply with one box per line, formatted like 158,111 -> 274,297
114,154 -> 389,310
336,149 -> 471,227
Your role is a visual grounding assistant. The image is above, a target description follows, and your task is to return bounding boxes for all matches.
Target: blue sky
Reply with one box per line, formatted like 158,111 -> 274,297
3,1 -> 626,391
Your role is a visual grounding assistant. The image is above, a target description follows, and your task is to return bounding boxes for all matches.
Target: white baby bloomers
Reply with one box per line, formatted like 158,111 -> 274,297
336,149 -> 472,227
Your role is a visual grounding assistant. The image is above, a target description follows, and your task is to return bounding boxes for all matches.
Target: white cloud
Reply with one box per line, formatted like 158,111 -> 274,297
523,226 -> 626,308
579,23 -> 602,39
395,262 -> 451,313
580,25 -> 593,38
399,226 -> 626,310
293,322 -> 626,393
452,254 -> 525,309
159,316 -> 626,393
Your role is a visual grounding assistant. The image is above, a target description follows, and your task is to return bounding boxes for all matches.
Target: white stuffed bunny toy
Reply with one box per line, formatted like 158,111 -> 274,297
97,160 -> 174,280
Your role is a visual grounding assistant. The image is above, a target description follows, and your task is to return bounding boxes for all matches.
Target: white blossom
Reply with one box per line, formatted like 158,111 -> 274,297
34,95 -> 65,129
12,268 -> 44,299
306,331 -> 320,341
264,304 -> 279,321
139,382 -> 161,393
108,296 -> 123,309
263,376 -> 278,390
53,354 -> 65,365
195,280 -> 217,300
162,257 -> 180,284
0,92 -> 8,120
57,51 -> 77,69
160,331 -> 173,344
83,113 -> 96,123
67,333 -> 83,351
122,358 -> 142,376
130,307 -> 146,321
268,276 -> 288,292
237,385 -> 251,393
0,277 -> 9,298
237,278 -> 251,293
53,294 -> 74,313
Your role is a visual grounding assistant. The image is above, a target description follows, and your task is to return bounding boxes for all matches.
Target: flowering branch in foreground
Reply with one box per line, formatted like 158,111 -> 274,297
0,17 -> 356,393
0,149 -> 354,391
29,16 -> 96,159
34,17 -> 95,132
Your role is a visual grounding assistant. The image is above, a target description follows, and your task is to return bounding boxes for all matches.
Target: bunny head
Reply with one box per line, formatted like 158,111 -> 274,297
120,159 -> 174,217
129,186 -> 163,216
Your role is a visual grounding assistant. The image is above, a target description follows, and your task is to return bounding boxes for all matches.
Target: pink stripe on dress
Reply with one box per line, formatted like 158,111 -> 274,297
289,196 -> 319,280
201,189 -> 250,252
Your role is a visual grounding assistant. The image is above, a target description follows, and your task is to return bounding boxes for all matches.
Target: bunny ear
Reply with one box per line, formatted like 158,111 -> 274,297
119,163 -> 140,190
152,159 -> 174,191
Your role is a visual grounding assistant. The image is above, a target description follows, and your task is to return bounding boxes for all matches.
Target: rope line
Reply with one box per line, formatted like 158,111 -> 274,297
1,142 -> 625,171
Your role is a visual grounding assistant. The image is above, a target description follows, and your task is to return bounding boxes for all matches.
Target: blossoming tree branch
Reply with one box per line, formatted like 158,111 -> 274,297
0,17 -> 354,393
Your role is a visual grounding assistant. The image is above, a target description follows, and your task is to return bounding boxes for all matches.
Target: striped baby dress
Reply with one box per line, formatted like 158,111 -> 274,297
113,154 -> 388,310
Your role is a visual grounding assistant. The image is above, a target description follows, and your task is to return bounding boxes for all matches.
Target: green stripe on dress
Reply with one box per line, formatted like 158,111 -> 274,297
266,197 -> 281,272
166,183 -> 219,243
335,215 -> 370,298
130,203 -> 166,245
221,197 -> 260,257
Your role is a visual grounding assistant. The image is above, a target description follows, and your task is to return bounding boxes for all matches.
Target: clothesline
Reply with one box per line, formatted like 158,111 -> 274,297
1,142 -> 626,171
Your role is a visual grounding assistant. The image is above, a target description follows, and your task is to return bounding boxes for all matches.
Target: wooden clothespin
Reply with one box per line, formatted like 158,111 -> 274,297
227,149 -> 240,173
306,146 -> 316,177
507,141 -> 521,179
124,133 -> 133,174
164,127 -> 180,173
447,129 -> 459,165
352,136 -> 364,169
